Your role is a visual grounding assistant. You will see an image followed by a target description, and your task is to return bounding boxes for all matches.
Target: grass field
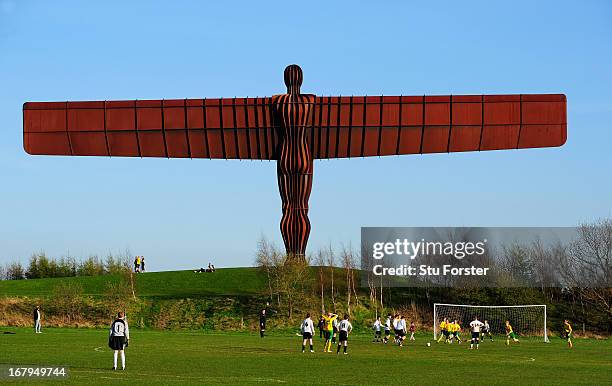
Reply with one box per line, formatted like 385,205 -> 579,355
0,327 -> 610,385
0,268 -> 266,298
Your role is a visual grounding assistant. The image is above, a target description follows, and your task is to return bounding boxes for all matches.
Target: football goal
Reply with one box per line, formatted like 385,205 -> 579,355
433,303 -> 549,342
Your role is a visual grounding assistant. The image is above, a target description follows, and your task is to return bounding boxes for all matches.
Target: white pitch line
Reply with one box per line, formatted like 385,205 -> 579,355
93,346 -> 104,352
72,369 -> 287,383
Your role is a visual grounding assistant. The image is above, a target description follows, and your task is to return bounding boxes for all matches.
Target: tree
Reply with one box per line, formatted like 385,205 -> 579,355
255,237 -> 284,306
529,239 -> 560,298
51,281 -> 84,323
499,243 -> 533,285
557,219 -> 612,327
103,269 -> 138,319
255,237 -> 312,319
341,245 -> 359,317
326,244 -> 336,312
26,254 -> 40,279
315,249 -> 326,312
6,262 -> 25,280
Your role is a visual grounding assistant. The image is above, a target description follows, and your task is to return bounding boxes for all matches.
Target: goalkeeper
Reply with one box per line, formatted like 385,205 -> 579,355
563,320 -> 573,349
480,319 -> 493,342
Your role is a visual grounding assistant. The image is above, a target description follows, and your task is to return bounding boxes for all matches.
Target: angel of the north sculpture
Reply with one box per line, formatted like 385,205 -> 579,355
23,64 -> 567,260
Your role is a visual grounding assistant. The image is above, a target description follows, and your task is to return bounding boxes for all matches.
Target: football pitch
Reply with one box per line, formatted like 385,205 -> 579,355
0,328 -> 610,385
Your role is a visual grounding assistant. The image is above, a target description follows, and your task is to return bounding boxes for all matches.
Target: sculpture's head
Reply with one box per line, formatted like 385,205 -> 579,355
284,64 -> 303,94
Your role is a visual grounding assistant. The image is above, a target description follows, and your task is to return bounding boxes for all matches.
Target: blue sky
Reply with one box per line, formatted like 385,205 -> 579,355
0,0 -> 610,271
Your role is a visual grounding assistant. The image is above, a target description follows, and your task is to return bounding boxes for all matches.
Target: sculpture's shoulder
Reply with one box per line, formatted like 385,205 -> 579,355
272,93 -> 316,102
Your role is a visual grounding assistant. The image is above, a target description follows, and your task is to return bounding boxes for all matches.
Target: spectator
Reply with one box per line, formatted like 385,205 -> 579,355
33,305 -> 42,333
259,309 -> 266,338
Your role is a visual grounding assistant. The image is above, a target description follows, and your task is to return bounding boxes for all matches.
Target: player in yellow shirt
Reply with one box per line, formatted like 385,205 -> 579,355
505,320 -> 519,345
321,312 -> 338,352
564,320 -> 573,348
437,318 -> 449,343
451,320 -> 462,344
446,320 -> 454,344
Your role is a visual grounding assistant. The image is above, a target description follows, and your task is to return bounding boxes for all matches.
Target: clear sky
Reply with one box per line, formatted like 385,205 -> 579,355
1,0 -> 611,271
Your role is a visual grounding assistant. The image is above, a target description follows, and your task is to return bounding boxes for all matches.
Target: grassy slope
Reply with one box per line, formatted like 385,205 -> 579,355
0,327 -> 610,385
0,268 -> 266,298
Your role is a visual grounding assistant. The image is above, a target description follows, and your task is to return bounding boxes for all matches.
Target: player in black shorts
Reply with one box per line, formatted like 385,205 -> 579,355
383,314 -> 392,344
300,313 -> 315,353
336,315 -> 353,355
108,312 -> 129,370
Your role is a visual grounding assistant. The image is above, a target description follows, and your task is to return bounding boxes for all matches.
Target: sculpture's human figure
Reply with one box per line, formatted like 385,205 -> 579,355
272,65 -> 315,259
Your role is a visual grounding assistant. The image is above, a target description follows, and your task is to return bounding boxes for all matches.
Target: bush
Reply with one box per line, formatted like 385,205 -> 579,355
49,281 -> 85,323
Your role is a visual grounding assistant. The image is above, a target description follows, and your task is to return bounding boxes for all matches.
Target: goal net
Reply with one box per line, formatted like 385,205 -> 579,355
433,303 -> 549,342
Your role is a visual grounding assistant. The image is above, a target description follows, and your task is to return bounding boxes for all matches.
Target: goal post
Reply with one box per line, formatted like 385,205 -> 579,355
433,303 -> 549,342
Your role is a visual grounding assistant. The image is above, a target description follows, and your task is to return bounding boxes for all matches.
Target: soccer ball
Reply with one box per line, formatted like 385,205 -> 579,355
426,342 -> 431,347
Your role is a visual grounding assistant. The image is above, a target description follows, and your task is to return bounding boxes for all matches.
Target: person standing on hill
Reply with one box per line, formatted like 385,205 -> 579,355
259,309 -> 266,338
109,312 -> 129,370
33,305 -> 42,333
140,257 -> 145,272
133,256 -> 139,273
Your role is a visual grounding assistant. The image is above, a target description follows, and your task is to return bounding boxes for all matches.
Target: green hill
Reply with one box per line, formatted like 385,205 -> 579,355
0,268 -> 266,298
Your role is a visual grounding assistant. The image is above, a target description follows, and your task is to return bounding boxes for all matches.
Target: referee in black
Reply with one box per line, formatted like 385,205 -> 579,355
108,312 -> 129,370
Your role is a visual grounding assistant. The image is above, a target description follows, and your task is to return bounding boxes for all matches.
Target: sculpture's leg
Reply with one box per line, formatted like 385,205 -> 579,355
277,161 -> 313,260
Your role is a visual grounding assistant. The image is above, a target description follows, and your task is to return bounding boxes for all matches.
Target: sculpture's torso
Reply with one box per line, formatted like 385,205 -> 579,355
272,93 -> 315,174
272,91 -> 316,259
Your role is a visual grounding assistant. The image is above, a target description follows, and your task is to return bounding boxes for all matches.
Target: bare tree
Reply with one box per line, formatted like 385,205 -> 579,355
6,262 -> 25,280
315,249 -> 326,312
255,236 -> 277,304
341,245 -> 359,316
557,219 -> 612,322
277,257 -> 312,319
529,239 -> 559,298
326,244 -> 336,312
362,243 -> 378,317
255,237 -> 312,319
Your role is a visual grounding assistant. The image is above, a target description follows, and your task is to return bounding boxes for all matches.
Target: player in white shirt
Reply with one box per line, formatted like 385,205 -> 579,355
372,317 -> 382,342
332,317 -> 339,344
469,316 -> 484,350
336,315 -> 353,355
108,312 -> 130,370
392,314 -> 400,344
481,320 -> 493,342
300,313 -> 315,353
383,314 -> 392,344
396,315 -> 407,347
